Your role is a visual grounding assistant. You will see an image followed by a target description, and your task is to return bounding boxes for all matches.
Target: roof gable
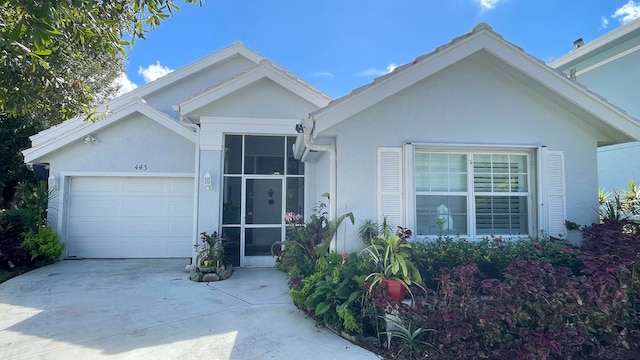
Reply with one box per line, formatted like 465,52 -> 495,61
31,42 -> 264,145
103,41 -> 266,111
177,61 -> 332,119
23,99 -> 196,164
308,23 -> 640,144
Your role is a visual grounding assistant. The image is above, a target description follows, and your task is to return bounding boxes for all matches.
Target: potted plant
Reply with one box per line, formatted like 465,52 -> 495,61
195,231 -> 233,279
361,227 -> 424,302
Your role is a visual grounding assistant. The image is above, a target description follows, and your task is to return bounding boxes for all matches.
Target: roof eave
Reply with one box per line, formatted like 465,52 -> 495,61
23,101 -> 196,164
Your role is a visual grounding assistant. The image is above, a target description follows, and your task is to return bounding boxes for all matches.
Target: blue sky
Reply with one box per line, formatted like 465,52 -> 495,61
118,0 -> 640,98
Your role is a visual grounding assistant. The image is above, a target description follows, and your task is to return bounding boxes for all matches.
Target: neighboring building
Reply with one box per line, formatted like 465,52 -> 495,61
551,18 -> 640,193
23,24 -> 640,264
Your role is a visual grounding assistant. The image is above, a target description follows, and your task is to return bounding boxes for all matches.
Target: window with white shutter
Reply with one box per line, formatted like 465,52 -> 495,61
545,151 -> 566,238
377,148 -> 404,227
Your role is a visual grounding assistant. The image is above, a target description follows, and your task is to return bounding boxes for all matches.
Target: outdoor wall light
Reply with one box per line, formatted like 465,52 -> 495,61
203,172 -> 212,190
295,123 -> 304,134
83,135 -> 97,144
48,174 -> 58,190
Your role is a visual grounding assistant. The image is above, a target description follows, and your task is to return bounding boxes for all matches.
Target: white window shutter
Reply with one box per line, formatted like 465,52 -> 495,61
378,147 -> 404,228
546,150 -> 566,238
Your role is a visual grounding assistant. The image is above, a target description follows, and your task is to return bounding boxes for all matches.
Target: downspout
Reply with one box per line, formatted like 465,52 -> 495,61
302,117 -> 338,252
179,113 -> 201,265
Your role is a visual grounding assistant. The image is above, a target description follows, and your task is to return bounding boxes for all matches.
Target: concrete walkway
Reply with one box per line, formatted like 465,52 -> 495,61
0,259 -> 379,359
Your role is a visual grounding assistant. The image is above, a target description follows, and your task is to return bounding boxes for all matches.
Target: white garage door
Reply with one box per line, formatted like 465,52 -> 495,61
67,177 -> 194,258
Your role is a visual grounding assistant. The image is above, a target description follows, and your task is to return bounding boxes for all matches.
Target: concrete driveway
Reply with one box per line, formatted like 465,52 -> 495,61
0,259 -> 379,359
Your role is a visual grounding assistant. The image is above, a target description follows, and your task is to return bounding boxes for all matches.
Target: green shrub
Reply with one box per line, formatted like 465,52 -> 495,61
282,223 -> 639,358
275,237 -> 316,279
289,252 -> 368,334
9,182 -> 50,233
21,226 -> 65,261
412,236 -> 582,288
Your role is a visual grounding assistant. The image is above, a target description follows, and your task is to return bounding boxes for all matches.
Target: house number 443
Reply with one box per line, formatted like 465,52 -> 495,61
134,165 -> 148,170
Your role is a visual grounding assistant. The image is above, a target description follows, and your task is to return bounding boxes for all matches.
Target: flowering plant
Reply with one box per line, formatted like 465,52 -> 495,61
272,198 -> 354,264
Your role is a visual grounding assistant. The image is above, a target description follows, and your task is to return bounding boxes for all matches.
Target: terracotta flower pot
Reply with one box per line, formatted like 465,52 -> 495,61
382,278 -> 406,302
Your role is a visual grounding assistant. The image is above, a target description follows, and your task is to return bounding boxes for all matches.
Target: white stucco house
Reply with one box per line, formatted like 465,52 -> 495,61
23,23 -> 640,265
551,18 -> 640,193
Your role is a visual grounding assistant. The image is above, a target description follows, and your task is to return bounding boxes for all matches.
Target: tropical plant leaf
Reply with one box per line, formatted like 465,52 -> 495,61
315,301 -> 331,315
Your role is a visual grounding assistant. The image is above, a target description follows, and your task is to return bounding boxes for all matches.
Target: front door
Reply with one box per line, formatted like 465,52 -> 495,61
243,177 -> 284,266
222,135 -> 304,267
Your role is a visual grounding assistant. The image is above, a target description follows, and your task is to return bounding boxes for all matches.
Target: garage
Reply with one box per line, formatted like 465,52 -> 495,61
67,177 -> 194,258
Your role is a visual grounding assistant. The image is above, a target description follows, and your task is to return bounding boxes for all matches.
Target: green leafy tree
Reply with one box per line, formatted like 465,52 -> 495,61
0,115 -> 40,207
1,0 -> 202,119
0,35 -> 127,207
0,0 -> 202,206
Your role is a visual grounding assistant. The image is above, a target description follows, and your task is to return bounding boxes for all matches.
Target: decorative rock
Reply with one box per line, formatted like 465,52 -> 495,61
218,265 -> 233,280
203,273 -> 220,282
189,270 -> 203,282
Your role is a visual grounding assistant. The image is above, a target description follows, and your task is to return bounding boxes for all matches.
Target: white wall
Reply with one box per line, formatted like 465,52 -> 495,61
198,149 -> 222,235
42,115 -> 195,174
598,143 -> 640,192
317,54 -> 602,252
197,78 -> 320,119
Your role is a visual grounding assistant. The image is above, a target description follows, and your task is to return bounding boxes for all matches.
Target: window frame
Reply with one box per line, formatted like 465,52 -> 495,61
408,145 -> 536,240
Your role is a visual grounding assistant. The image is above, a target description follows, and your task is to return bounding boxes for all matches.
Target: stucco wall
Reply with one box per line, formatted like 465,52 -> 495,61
319,55 -> 602,252
197,78 -> 320,119
302,151 -> 332,218
598,143 -> 640,192
575,49 -> 640,120
42,115 -> 195,175
198,149 -> 222,235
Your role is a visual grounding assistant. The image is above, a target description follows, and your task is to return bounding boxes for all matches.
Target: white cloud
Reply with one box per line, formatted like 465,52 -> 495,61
612,1 -> 640,24
311,71 -> 335,79
478,0 -> 500,10
114,73 -> 138,96
357,63 -> 398,77
138,61 -> 174,82
601,16 -> 610,29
